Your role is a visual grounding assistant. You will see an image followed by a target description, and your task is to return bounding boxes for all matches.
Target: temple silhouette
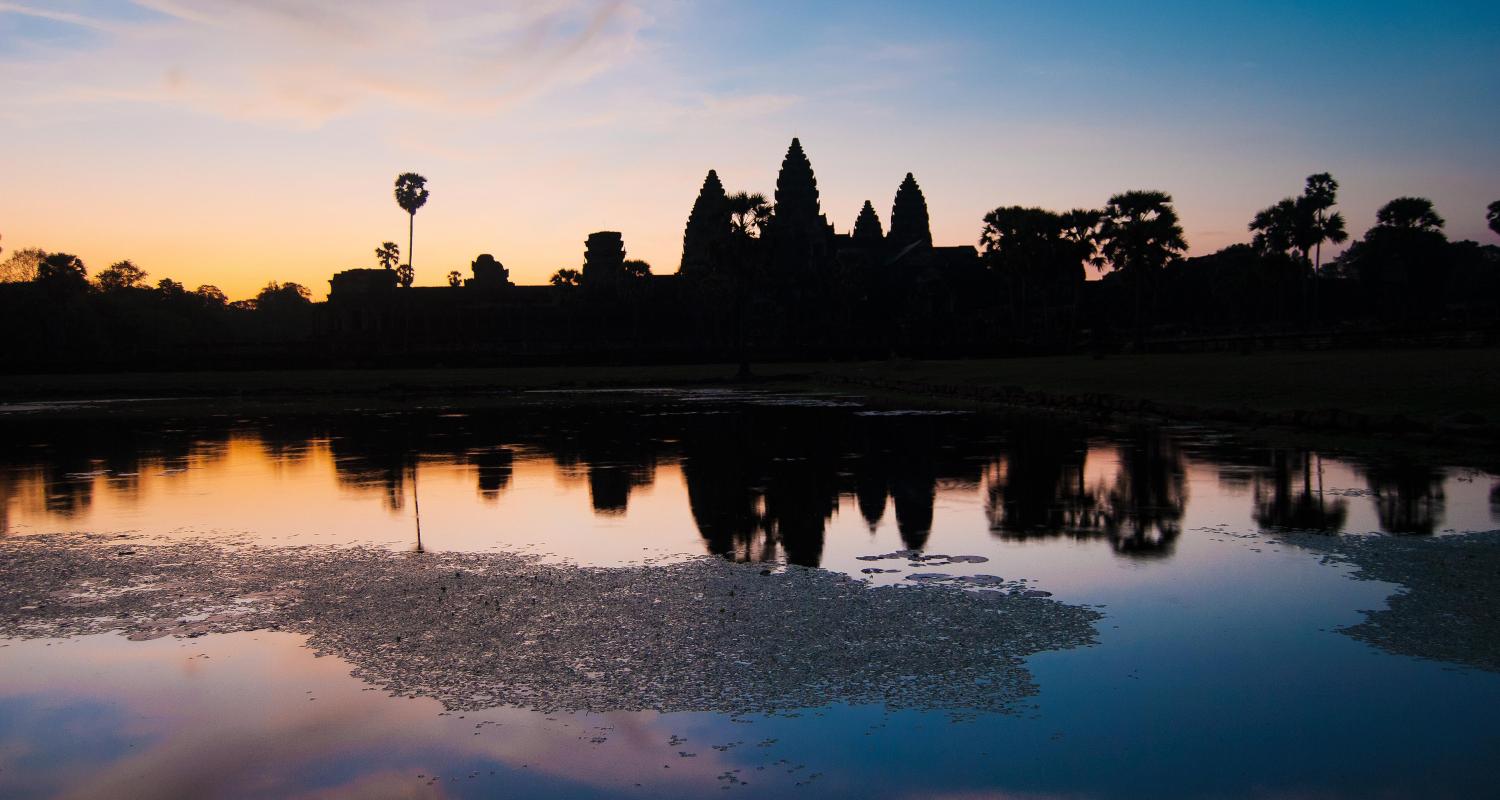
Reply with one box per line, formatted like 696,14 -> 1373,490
324,138 -> 984,362
3,138 -> 1496,372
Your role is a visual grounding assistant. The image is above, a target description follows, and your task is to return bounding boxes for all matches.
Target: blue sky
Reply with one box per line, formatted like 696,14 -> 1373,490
1,0 -> 1496,297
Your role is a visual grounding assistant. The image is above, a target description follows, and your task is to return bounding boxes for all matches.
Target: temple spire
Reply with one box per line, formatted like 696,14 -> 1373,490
681,169 -> 729,276
889,172 -> 932,249
852,200 -> 884,244
770,138 -> 824,236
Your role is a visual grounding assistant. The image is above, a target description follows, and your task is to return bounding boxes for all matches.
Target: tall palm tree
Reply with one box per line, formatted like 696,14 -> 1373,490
1300,174 -> 1347,277
1298,174 -> 1347,325
394,173 -> 430,281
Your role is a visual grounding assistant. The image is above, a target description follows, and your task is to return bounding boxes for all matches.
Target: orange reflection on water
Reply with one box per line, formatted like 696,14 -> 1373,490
1,408 -> 1495,579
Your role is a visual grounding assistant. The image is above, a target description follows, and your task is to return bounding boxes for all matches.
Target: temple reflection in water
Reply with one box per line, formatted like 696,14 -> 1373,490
1,397 -> 1490,567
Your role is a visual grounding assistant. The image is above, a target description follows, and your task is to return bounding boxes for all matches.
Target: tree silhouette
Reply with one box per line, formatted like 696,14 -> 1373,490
194,285 -> 228,305
375,241 -> 400,271
256,281 -> 311,311
1301,173 -> 1347,277
0,247 -> 45,283
95,260 -> 148,291
394,172 -> 430,278
726,191 -> 772,237
550,268 -> 582,287
1376,197 -> 1444,231
623,259 -> 652,279
156,278 -> 185,295
1250,198 -> 1300,258
1334,197 -> 1451,320
1095,191 -> 1186,342
396,264 -> 414,288
447,270 -> 462,287
36,252 -> 89,295
981,206 -> 1075,342
723,191 -> 771,372
1486,200 -> 1499,237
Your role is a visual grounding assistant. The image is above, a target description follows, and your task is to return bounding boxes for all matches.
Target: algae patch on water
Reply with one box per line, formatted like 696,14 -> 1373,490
1282,529 -> 1500,673
1,534 -> 1101,715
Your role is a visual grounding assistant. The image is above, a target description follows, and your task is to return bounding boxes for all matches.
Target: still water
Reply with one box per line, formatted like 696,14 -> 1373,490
2,389 -> 1498,798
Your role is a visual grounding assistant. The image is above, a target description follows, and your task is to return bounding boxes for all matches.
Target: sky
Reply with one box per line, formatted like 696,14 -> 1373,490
1,0 -> 1498,300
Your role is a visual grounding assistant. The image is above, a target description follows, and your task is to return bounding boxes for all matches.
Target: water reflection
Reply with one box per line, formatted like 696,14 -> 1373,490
1253,452 -> 1349,534
0,397 -> 1490,566
1362,460 -> 1447,535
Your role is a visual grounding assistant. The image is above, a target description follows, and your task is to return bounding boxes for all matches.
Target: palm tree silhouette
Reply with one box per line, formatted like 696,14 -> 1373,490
1301,174 -> 1347,276
394,173 -> 430,279
1250,198 -> 1300,257
1487,200 -> 1500,237
725,191 -> 771,236
1376,197 -> 1444,231
375,241 -> 400,271
722,191 -> 770,377
1095,190 -> 1186,344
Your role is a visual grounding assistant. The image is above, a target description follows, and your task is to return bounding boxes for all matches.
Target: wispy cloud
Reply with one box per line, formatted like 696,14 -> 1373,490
0,2 -> 118,31
0,0 -> 651,126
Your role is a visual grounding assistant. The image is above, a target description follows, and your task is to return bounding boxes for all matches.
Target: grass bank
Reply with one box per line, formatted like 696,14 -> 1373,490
4,347 -> 1497,441
819,347 -> 1500,433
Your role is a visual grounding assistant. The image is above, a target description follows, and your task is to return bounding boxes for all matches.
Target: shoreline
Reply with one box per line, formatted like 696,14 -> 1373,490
3,347 -> 1497,470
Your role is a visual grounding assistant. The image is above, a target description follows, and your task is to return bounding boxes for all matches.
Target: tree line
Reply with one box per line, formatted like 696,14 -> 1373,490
976,179 -> 1500,348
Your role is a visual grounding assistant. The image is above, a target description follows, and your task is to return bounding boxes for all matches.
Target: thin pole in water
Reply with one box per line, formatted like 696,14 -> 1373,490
411,461 -> 423,553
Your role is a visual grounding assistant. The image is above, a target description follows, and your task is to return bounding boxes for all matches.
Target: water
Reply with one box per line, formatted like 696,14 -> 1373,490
2,389 -> 1498,798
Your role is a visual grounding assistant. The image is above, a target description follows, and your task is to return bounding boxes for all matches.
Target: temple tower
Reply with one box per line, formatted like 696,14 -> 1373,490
469,253 -> 509,288
582,231 -> 625,289
889,173 -> 932,250
681,169 -> 729,277
769,138 -> 832,240
852,200 -> 884,245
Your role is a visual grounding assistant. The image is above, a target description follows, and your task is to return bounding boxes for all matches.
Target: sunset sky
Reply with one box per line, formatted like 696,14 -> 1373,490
2,1 -> 1497,300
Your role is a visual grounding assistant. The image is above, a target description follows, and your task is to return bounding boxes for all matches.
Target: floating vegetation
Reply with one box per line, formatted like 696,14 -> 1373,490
0,534 -> 1101,715
1282,530 -> 1500,673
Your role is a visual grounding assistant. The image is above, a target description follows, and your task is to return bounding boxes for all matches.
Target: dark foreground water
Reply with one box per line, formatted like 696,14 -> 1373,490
1,389 -> 1498,798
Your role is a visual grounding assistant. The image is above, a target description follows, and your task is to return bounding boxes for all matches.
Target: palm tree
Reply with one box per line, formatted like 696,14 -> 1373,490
447,270 -> 463,287
394,173 -> 430,279
1249,198 -> 1300,258
1486,200 -> 1499,237
1298,174 -> 1347,324
1095,191 -> 1187,344
725,191 -> 771,237
375,241 -> 400,271
1376,197 -> 1444,231
980,206 -> 1064,341
721,191 -> 771,377
1300,174 -> 1347,277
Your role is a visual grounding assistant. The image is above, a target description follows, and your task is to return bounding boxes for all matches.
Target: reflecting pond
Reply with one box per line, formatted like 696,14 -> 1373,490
2,389 -> 1498,798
